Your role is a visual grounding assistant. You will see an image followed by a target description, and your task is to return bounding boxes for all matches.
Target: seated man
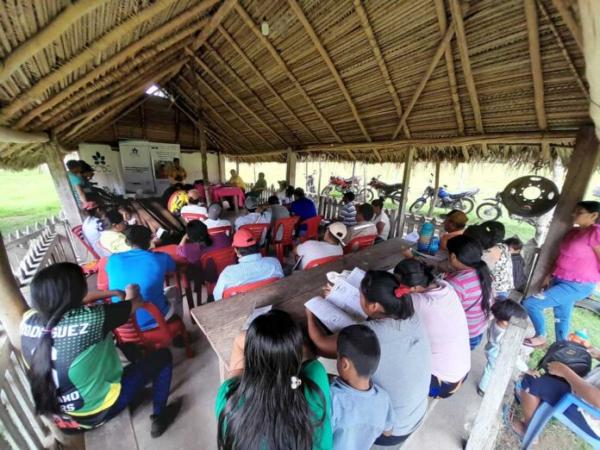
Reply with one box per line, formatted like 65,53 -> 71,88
234,196 -> 271,232
213,229 -> 284,301
99,209 -> 132,255
106,225 -> 178,331
291,187 -> 317,222
371,199 -> 391,241
295,222 -> 347,269
348,203 -> 378,241
440,209 -> 468,251
180,189 -> 208,217
227,169 -> 245,189
338,191 -> 357,227
511,347 -> 600,441
251,172 -> 267,194
203,203 -> 232,230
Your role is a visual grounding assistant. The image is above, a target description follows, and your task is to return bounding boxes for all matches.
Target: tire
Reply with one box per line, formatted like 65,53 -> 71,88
476,202 -> 502,221
390,190 -> 403,205
453,197 -> 475,214
321,185 -> 332,196
357,188 -> 374,203
409,198 -> 426,213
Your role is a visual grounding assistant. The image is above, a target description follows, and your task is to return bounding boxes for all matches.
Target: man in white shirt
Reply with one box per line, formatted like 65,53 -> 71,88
348,203 -> 378,241
371,199 -> 391,241
234,196 -> 271,245
203,203 -> 232,230
180,189 -> 208,217
295,222 -> 347,269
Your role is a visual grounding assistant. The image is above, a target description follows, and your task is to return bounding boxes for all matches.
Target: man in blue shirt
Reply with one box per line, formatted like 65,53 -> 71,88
66,159 -> 87,207
213,228 -> 284,301
291,187 -> 317,222
106,225 -> 176,330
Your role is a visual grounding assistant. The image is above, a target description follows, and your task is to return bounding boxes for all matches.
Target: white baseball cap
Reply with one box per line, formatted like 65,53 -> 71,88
328,222 -> 348,245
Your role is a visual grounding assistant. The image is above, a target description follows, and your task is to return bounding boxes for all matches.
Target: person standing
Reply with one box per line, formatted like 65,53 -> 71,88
167,158 -> 187,184
66,160 -> 87,207
371,199 -> 391,241
339,192 -> 357,227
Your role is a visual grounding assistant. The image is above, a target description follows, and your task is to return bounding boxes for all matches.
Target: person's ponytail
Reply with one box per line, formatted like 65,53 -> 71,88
360,270 -> 415,320
473,260 -> 492,317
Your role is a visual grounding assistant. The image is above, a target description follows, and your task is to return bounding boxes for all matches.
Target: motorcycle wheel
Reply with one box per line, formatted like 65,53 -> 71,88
476,202 -> 502,221
409,198 -> 426,214
390,190 -> 403,205
453,197 -> 475,214
321,185 -> 333,196
357,188 -> 374,203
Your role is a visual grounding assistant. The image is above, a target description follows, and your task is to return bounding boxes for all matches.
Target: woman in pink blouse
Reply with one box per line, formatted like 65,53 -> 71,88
523,201 -> 600,347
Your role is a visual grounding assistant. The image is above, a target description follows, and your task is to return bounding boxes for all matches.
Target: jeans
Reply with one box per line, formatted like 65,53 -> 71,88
469,333 -> 483,350
478,342 -> 500,393
522,277 -> 595,341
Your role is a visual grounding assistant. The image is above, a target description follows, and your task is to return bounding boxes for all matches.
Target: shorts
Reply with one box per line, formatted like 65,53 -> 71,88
429,373 -> 468,399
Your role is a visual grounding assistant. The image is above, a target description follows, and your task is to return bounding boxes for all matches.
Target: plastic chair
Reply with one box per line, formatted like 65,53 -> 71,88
299,215 -> 322,243
207,225 -> 233,237
239,223 -> 270,255
181,212 -> 208,222
222,277 -> 280,299
521,393 -> 600,450
304,254 -> 343,270
343,235 -> 377,254
199,247 -> 237,302
151,245 -> 194,310
96,257 -> 109,290
271,216 -> 300,263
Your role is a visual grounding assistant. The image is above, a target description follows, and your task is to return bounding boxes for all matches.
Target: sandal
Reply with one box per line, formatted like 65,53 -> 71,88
523,337 -> 547,348
502,404 -> 524,441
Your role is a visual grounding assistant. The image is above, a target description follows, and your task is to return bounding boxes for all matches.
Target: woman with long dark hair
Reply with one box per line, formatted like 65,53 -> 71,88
176,219 -> 230,264
307,270 -> 431,447
20,263 -> 180,437
216,309 -> 332,450
446,235 -> 493,350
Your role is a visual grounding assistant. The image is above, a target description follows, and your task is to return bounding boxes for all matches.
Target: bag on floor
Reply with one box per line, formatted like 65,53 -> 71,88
537,340 -> 592,377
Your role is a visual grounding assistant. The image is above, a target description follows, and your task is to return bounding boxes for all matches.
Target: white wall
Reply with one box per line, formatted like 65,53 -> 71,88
180,151 -> 219,183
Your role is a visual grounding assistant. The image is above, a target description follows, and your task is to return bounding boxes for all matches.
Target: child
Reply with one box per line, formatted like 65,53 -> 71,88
331,324 -> 395,450
477,299 -> 528,395
505,237 -> 527,292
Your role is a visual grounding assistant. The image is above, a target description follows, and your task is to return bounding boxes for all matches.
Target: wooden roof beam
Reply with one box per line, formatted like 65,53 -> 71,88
525,0 -> 547,130
217,25 -> 319,142
186,48 -> 289,146
0,127 -> 49,144
450,0 -> 484,133
354,0 -> 410,139
234,3 -> 343,143
551,0 -> 583,51
288,0 -> 370,141
433,0 -> 465,135
191,0 -> 237,51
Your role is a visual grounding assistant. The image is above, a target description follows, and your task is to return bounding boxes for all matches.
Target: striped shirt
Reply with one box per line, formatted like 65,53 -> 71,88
446,269 -> 489,338
339,202 -> 357,227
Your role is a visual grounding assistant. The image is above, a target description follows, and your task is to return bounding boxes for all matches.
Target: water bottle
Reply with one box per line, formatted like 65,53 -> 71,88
429,235 -> 440,255
417,222 -> 435,253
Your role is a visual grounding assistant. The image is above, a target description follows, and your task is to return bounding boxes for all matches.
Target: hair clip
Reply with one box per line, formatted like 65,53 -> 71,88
394,285 -> 412,298
290,376 -> 302,390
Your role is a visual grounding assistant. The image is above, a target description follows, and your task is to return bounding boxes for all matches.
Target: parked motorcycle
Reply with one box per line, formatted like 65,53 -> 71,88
305,171 -> 317,195
476,192 -> 538,226
409,175 -> 479,214
321,175 -> 361,196
358,176 -> 403,204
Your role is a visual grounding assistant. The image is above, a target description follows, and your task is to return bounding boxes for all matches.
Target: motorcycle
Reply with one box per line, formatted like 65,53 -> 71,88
476,192 -> 538,227
409,175 -> 479,214
358,176 -> 403,204
321,175 -> 361,196
305,171 -> 317,195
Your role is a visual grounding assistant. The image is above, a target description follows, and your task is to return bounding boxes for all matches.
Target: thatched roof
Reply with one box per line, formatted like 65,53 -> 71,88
0,0 -> 590,169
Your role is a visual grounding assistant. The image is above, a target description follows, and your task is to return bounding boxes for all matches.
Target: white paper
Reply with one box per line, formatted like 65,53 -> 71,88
305,296 -> 356,333
344,267 -> 366,289
327,280 -> 367,321
243,304 -> 273,330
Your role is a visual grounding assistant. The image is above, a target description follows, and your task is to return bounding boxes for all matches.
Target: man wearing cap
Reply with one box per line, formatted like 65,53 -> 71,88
234,197 -> 272,244
203,203 -> 232,230
180,189 -> 208,217
440,209 -> 468,251
295,222 -> 347,270
81,201 -> 106,257
213,229 -> 284,301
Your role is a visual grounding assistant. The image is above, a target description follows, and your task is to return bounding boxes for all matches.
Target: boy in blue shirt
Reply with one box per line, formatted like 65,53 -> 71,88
331,324 -> 395,450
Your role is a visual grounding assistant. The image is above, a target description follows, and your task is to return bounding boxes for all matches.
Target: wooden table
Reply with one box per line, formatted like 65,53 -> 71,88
191,238 -> 408,379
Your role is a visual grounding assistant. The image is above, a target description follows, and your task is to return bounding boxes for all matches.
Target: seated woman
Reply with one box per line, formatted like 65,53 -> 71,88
394,258 -> 470,399
307,270 -> 431,447
176,220 -> 230,265
20,263 -> 180,437
511,347 -> 600,441
99,209 -> 131,255
216,309 -> 332,450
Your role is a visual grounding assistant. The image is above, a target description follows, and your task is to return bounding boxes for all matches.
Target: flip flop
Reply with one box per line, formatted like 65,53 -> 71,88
523,337 -> 546,348
502,404 -> 524,442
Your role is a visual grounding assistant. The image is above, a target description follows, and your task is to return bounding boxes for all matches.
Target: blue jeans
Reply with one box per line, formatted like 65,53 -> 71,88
522,277 -> 595,341
470,333 -> 483,350
478,342 -> 500,392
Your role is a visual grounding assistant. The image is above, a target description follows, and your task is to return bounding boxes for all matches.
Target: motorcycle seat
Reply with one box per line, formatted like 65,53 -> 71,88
448,188 -> 479,199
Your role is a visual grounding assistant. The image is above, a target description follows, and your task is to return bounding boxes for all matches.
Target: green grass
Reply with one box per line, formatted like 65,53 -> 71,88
0,169 -> 60,234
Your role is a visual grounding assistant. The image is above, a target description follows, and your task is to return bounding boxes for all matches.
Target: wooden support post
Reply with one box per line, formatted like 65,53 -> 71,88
218,152 -> 226,182
580,0 -> 600,137
286,149 -> 297,187
396,148 -> 415,236
46,146 -> 82,228
528,126 -> 600,294
428,161 -> 441,217
0,234 -> 27,350
198,120 -> 211,204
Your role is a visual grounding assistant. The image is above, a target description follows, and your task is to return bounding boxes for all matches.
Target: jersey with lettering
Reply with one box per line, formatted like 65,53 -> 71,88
20,303 -> 130,417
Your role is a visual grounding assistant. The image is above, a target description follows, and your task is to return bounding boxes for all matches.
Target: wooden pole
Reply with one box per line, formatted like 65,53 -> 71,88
428,161 -> 441,217
218,152 -> 226,182
579,0 -> 600,138
286,148 -> 297,187
46,145 -> 82,229
525,0 -> 547,130
396,148 -> 415,236
528,126 -> 600,294
198,119 -> 211,204
0,233 -> 27,349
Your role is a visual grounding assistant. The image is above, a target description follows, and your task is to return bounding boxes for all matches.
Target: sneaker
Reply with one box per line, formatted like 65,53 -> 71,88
150,398 -> 183,438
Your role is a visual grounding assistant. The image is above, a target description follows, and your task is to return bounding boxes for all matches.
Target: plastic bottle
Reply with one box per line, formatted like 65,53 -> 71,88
429,235 -> 440,255
417,222 -> 435,253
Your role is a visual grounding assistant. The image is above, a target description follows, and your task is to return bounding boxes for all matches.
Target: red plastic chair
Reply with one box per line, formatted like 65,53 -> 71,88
207,225 -> 233,237
152,245 -> 194,309
96,257 -> 109,290
239,223 -> 270,255
181,212 -> 208,223
299,215 -> 322,243
199,247 -> 237,302
343,235 -> 377,254
271,216 -> 300,264
304,254 -> 343,270
71,225 -> 101,260
222,277 -> 280,299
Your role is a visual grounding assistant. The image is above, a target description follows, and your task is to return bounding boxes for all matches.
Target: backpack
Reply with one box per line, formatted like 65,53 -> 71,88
537,341 -> 592,377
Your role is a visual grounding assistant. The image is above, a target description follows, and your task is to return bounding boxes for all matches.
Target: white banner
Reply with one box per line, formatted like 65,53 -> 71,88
78,143 -> 125,195
150,142 -> 180,194
119,141 -> 155,193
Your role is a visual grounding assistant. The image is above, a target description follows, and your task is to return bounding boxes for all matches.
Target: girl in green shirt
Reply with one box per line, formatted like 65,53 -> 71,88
215,309 -> 333,450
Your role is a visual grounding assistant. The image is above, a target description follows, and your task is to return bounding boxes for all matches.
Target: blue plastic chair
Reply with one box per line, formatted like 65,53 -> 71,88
521,392 -> 600,449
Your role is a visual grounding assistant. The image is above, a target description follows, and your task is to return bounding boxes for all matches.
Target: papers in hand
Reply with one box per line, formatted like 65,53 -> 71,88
243,305 -> 273,330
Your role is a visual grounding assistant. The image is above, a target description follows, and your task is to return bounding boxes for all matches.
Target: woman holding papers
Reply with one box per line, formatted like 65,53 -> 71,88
307,270 -> 431,447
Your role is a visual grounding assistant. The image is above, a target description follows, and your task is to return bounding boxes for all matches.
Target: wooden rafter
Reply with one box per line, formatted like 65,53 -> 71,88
433,0 -> 464,135
525,0 -> 547,130
191,0 -> 237,51
450,0 -> 484,133
217,25 -> 319,142
354,0 -> 409,140
551,0 -> 583,51
234,3 -> 343,143
141,103 -> 147,140
0,127 -> 49,144
288,0 -> 370,142
0,0 -> 180,122
186,48 -> 289,146
0,0 -> 109,83
15,2 -> 217,128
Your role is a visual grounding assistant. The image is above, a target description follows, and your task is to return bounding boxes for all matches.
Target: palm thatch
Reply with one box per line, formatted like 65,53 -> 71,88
0,0 -> 590,169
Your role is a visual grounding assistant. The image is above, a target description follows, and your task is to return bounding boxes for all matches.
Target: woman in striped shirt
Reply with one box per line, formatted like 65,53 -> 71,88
445,235 -> 493,350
